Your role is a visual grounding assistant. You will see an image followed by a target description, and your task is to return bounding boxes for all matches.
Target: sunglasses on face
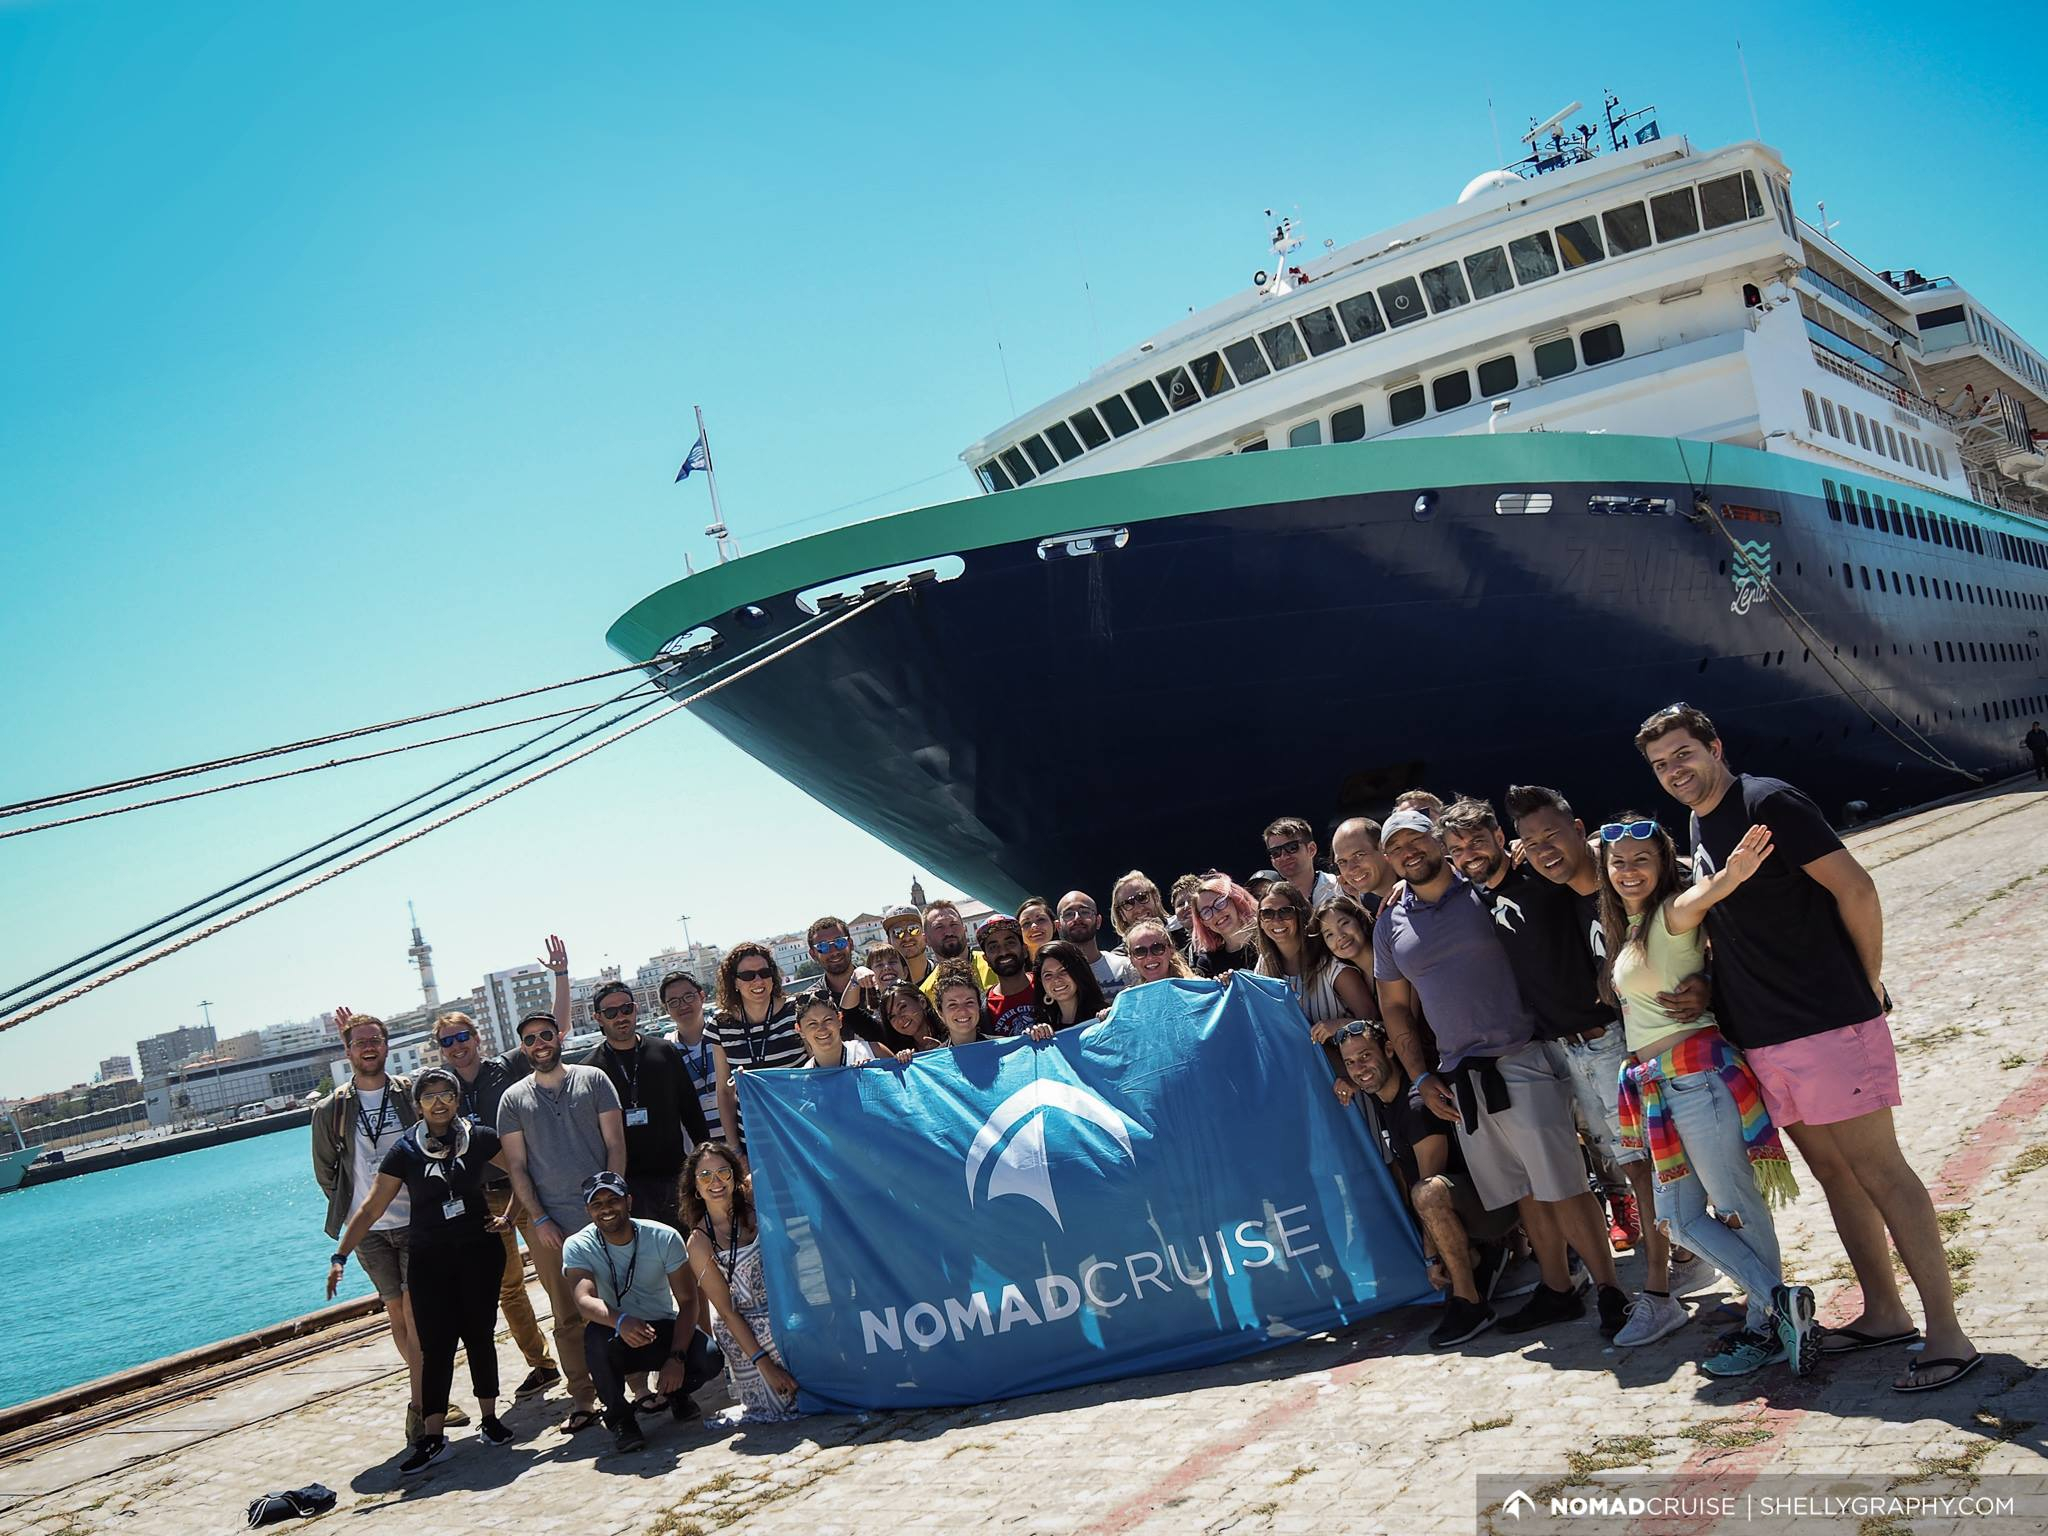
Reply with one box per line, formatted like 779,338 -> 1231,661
435,1030 -> 473,1048
417,1085 -> 459,1103
1259,907 -> 1299,923
1116,893 -> 1150,910
1600,820 -> 1660,842
1265,838 -> 1305,859
1129,941 -> 1170,959
812,936 -> 851,954
890,922 -> 923,938
520,1027 -> 559,1045
735,967 -> 774,983
597,1002 -> 636,1021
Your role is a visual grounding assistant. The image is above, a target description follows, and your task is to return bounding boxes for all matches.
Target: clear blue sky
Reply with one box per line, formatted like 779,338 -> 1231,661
3,1 -> 2041,1098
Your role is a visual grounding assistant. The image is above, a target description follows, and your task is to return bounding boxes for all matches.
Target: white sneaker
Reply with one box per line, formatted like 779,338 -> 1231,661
1666,1253 -> 1716,1295
1613,1291 -> 1688,1348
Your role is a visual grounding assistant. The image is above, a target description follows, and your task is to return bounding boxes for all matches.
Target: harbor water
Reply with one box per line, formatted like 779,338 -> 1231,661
0,1125 -> 374,1411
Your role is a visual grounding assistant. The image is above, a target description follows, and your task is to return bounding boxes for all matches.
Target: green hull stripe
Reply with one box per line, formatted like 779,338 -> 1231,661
606,432 -> 2033,661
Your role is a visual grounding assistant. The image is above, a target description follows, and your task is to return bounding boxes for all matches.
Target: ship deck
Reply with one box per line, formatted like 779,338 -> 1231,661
4,781 -> 2046,1533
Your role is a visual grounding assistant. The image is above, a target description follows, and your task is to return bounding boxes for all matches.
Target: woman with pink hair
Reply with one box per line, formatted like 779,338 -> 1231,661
1186,873 -> 1259,977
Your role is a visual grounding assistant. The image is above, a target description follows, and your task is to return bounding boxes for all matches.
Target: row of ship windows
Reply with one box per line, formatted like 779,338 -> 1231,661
975,169 -> 1772,492
1834,556 -> 2046,616
1236,323 -> 1629,450
1803,390 -> 1947,478
1823,477 -> 2048,572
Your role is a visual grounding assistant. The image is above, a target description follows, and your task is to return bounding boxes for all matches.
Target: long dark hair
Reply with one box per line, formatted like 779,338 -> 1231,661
877,981 -> 942,1048
715,942 -> 784,1020
1034,939 -> 1107,1025
1596,810 -> 1685,983
677,1140 -> 755,1239
1253,880 -> 1334,987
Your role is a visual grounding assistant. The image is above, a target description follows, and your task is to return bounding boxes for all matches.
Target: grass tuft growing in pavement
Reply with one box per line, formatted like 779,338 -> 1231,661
1277,1465 -> 1315,1487
1678,1419 -> 1772,1450
1891,1409 -> 2038,1489
2007,1143 -> 2048,1184
1531,1434 -> 1660,1500
1936,1208 -> 1970,1239
1999,1052 -> 2028,1069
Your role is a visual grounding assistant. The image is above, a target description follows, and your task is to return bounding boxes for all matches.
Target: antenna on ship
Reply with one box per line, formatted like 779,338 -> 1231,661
675,404 -> 740,566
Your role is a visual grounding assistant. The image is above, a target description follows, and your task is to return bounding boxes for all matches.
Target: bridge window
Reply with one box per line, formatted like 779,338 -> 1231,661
1650,186 -> 1701,242
1377,276 -> 1427,327
1432,370 -> 1473,412
1464,246 -> 1513,299
1126,379 -> 1169,424
1298,307 -> 1347,357
979,459 -> 1012,492
999,447 -> 1035,485
1069,408 -> 1111,450
1420,261 -> 1470,313
1044,421 -> 1085,462
1534,335 -> 1576,379
1332,404 -> 1366,442
1602,202 -> 1653,254
1096,394 -> 1139,437
1187,353 -> 1233,398
1478,354 -> 1519,397
1337,292 -> 1385,342
1509,231 -> 1559,284
1021,435 -> 1059,474
1389,384 -> 1426,426
1157,366 -> 1200,412
1259,322 -> 1307,369
1580,323 -> 1625,366
1699,171 -> 1764,229
1221,337 -> 1269,385
1554,216 -> 1606,269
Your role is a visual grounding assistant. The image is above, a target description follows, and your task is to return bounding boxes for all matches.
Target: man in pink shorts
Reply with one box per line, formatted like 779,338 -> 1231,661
1635,703 -> 1977,1392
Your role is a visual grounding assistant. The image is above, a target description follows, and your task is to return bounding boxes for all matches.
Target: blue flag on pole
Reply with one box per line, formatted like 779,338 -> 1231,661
737,973 -> 1434,1412
674,434 -> 708,483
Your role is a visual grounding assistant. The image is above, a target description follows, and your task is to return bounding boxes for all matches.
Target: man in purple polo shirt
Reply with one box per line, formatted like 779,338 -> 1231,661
1373,809 -> 1629,1343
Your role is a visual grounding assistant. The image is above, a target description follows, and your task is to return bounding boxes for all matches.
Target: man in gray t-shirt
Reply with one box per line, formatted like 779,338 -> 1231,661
497,1007 -> 625,1430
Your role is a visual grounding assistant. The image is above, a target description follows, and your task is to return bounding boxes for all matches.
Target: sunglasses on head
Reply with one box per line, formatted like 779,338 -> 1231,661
597,1002 -> 636,1020
812,935 -> 851,954
520,1026 -> 558,1045
735,966 -> 774,983
1128,940 -> 1170,959
1265,838 -> 1305,859
1600,820 -> 1660,842
1334,1020 -> 1376,1041
435,1030 -> 473,1048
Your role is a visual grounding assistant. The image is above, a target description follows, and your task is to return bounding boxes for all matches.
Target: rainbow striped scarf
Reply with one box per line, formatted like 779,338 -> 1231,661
1616,1031 -> 1797,1208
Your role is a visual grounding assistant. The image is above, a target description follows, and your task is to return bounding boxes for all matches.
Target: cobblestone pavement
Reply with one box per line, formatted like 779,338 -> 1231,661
4,785 -> 2045,1536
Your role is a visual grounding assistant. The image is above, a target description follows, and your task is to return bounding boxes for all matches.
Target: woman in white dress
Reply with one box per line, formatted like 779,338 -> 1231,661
679,1141 -> 801,1423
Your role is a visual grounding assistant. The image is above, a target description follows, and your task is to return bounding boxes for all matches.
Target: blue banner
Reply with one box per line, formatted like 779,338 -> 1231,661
737,972 -> 1434,1411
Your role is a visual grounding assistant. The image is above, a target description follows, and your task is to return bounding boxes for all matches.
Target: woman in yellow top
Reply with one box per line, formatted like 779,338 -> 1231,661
1596,813 -> 1810,1380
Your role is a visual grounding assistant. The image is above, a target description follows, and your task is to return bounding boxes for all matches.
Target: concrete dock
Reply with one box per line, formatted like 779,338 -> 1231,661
3,782 -> 2045,1535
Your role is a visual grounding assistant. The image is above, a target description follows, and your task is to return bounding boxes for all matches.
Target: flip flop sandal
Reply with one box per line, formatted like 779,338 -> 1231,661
632,1393 -> 670,1415
558,1408 -> 603,1434
1894,1354 -> 1983,1393
1820,1325 -> 1922,1354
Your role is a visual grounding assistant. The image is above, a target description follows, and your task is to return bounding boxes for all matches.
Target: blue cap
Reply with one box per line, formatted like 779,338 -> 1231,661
581,1170 -> 630,1205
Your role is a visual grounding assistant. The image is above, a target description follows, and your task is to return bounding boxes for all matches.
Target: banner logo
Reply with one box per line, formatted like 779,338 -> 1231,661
963,1080 -> 1136,1228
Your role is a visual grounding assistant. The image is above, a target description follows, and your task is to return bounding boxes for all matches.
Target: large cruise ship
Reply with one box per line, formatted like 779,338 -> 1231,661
608,96 -> 2048,906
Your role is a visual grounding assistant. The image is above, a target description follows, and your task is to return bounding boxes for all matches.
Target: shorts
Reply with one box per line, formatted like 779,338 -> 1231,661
1744,1014 -> 1901,1128
356,1228 -> 410,1298
1453,1040 -> 1588,1210
1428,1168 -> 1521,1244
1555,1028 -> 1647,1168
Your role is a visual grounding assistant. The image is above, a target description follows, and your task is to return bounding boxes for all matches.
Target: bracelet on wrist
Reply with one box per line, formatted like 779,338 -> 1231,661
749,1345 -> 769,1364
330,1252 -> 347,1267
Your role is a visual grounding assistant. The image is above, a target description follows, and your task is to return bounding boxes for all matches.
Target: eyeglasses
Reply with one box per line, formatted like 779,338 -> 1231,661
735,966 -> 774,983
1194,898 -> 1232,921
1057,907 -> 1095,922
1600,820 -> 1660,842
597,1002 -> 637,1021
1258,907 -> 1299,923
417,1085 -> 459,1103
812,936 -> 851,954
1265,838 -> 1305,859
435,1030 -> 472,1048
1333,1020 -> 1375,1041
519,1027 -> 558,1045
345,1032 -> 384,1048
1128,941 -> 1170,959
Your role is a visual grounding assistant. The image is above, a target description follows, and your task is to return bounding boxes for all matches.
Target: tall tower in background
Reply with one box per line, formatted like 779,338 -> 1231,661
408,901 -> 440,1009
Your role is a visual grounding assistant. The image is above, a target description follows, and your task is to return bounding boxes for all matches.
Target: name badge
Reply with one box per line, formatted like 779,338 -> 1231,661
442,1197 -> 467,1222
624,1107 -> 650,1127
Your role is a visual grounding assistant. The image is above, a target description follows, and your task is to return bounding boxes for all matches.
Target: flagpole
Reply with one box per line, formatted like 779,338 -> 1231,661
694,403 -> 727,534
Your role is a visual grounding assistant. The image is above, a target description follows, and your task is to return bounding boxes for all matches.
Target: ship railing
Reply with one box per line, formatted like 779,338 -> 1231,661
1796,270 -> 1920,352
1810,345 -> 1956,430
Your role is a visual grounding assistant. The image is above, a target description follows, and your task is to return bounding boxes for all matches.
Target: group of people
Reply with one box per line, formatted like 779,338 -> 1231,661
311,700 -> 1979,1475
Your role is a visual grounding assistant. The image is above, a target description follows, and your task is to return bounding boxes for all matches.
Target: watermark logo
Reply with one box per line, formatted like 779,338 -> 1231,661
1500,1490 -> 1538,1519
963,1080 -> 1136,1228
1729,538 -> 1772,614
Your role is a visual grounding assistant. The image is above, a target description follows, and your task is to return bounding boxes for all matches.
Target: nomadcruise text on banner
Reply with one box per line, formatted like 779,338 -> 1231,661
737,972 -> 1435,1411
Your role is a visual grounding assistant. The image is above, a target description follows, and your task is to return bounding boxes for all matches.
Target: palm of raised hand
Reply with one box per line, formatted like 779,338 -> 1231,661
1724,824 -> 1775,882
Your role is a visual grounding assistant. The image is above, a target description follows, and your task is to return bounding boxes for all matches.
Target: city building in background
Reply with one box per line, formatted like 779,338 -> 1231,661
97,1055 -> 134,1082
135,1025 -> 216,1082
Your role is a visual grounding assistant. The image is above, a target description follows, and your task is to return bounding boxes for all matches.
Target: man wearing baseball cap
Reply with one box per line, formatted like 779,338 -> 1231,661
1371,808 -> 1631,1342
563,1172 -> 719,1455
880,905 -> 933,988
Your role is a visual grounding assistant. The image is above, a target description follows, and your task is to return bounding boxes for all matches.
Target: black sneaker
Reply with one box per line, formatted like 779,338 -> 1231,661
399,1435 -> 446,1473
1597,1285 -> 1631,1339
667,1393 -> 698,1422
478,1415 -> 513,1446
515,1365 -> 561,1400
1474,1243 -> 1515,1303
612,1418 -> 648,1454
1430,1296 -> 1497,1350
1498,1284 -> 1585,1334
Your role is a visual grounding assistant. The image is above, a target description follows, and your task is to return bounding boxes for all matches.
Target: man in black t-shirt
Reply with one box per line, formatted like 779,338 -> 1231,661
571,981 -> 710,1230
1331,1021 -> 1516,1350
1637,703 -> 1976,1392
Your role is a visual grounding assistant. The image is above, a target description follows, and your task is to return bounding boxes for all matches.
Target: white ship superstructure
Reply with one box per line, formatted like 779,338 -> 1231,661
963,97 -> 2048,530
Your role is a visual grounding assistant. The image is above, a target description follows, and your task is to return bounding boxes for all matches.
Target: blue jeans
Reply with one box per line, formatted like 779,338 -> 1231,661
1652,1069 -> 1785,1331
1555,1029 -> 1643,1184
